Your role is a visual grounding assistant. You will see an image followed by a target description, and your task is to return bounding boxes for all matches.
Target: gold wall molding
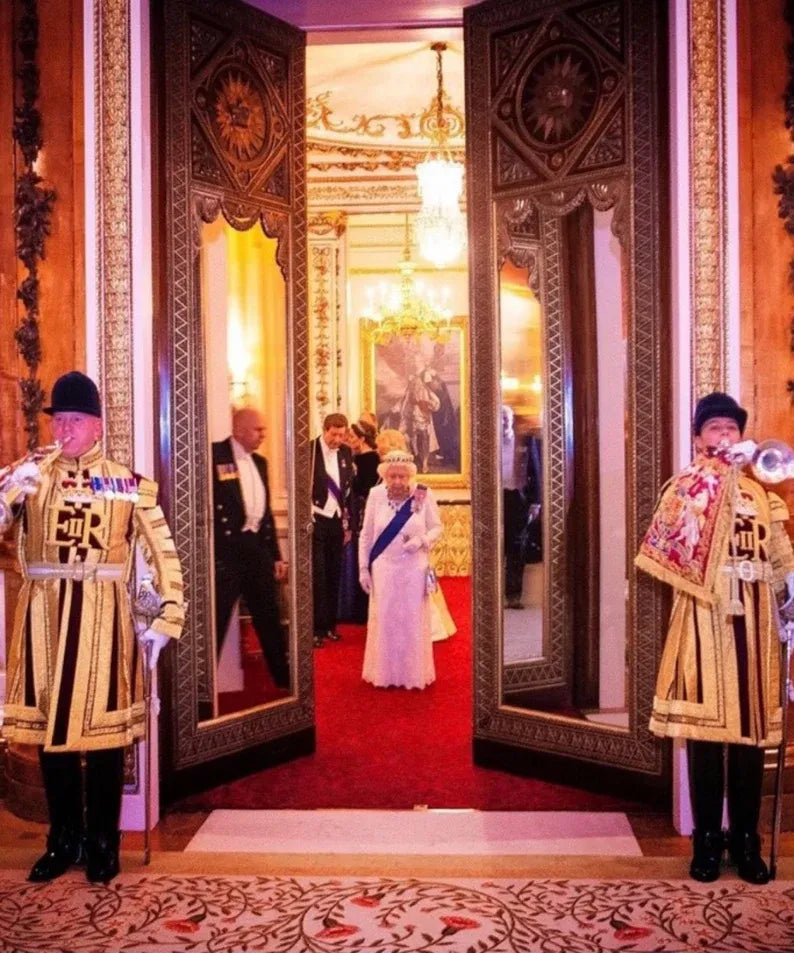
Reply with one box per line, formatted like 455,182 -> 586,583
308,213 -> 347,428
94,0 -> 133,466
688,0 -> 729,398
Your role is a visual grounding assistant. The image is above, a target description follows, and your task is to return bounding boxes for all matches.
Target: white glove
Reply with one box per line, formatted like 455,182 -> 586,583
138,628 -> 171,670
403,535 -> 423,554
728,439 -> 757,464
359,569 -> 372,594
12,461 -> 42,497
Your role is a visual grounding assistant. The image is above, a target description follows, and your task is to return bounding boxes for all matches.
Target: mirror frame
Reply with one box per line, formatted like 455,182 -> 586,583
466,0 -> 670,782
153,0 -> 313,800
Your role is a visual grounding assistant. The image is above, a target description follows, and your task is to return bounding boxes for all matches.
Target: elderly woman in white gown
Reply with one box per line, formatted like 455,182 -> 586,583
358,450 -> 442,689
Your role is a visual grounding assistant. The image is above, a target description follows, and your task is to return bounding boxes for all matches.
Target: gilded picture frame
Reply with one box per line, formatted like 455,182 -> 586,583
361,317 -> 470,489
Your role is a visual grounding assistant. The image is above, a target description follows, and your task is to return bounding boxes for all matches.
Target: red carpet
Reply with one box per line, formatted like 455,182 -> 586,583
175,578 -> 645,812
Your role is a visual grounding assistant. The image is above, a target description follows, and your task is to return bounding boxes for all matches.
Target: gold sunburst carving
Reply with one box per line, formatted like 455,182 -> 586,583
521,49 -> 597,147
213,72 -> 267,163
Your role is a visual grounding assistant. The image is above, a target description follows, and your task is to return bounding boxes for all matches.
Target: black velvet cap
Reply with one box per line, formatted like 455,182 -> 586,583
44,371 -> 102,418
693,391 -> 747,436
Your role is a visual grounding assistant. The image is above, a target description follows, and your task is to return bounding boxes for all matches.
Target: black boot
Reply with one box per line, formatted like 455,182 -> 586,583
690,829 -> 724,882
728,830 -> 770,884
85,831 -> 121,884
28,826 -> 85,882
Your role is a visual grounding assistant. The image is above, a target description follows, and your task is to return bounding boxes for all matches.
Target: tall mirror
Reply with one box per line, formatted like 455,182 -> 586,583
154,0 -> 313,801
466,0 -> 670,790
498,199 -> 628,727
199,215 -> 292,721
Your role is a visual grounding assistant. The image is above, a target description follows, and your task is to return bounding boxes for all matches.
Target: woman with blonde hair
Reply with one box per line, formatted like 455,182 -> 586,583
375,427 -> 407,458
359,451 -> 441,688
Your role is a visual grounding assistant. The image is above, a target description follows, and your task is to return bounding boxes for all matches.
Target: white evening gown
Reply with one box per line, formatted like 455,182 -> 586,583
359,483 -> 442,688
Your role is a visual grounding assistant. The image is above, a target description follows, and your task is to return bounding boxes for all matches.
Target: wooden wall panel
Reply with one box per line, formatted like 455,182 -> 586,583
0,0 -> 84,471
738,0 -> 794,502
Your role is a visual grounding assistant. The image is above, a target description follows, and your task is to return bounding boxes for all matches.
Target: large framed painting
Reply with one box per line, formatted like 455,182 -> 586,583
362,318 -> 469,489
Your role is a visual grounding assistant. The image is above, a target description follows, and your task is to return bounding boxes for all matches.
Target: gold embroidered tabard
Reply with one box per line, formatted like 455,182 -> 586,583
1,443 -> 184,752
643,475 -> 794,747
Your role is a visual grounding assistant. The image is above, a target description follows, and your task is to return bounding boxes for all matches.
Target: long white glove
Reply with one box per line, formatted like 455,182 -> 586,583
137,627 -> 171,670
359,568 -> 372,594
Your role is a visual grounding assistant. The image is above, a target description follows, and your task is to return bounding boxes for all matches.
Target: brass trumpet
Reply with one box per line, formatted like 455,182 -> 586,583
725,439 -> 794,484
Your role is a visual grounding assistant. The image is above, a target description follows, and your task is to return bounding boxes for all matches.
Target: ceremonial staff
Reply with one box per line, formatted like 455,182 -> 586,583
132,574 -> 162,866
730,439 -> 794,880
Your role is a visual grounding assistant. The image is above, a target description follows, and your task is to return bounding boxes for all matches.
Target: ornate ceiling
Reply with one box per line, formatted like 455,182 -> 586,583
305,40 -> 465,210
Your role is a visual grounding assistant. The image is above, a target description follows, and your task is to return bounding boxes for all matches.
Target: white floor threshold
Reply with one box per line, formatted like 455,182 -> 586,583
185,809 -> 642,856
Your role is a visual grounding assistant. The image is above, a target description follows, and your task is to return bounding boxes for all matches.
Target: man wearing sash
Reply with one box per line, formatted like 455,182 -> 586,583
358,450 -> 442,689
636,392 -> 794,884
0,371 -> 184,884
311,413 -> 353,648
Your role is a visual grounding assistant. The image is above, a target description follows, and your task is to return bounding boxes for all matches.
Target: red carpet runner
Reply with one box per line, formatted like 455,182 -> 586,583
176,578 -> 644,812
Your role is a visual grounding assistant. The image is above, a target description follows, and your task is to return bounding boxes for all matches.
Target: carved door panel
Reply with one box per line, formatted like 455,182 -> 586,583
153,0 -> 311,801
466,0 -> 670,795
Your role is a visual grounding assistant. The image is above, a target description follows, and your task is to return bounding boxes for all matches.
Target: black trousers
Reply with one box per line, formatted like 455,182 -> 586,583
687,739 -> 765,834
312,513 -> 344,634
215,532 -> 289,688
39,747 -> 125,836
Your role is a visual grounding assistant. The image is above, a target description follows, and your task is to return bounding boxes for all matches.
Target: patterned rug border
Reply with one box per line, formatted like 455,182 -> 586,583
1,869 -> 793,953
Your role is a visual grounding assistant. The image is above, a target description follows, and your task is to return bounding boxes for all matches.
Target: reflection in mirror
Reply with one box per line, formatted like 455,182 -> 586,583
500,203 -> 628,729
499,259 -> 544,665
199,216 -> 293,722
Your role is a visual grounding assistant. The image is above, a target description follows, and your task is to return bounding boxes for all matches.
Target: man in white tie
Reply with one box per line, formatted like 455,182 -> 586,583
212,408 -> 289,688
311,413 -> 353,648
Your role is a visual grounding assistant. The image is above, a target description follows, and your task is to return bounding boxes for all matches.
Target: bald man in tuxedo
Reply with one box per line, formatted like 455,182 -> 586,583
213,408 -> 289,689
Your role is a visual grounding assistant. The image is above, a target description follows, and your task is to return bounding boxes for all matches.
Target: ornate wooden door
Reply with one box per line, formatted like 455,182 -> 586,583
153,0 -> 311,801
466,0 -> 671,796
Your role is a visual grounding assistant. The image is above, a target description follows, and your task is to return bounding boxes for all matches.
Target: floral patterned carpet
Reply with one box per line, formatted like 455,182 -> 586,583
0,871 -> 792,953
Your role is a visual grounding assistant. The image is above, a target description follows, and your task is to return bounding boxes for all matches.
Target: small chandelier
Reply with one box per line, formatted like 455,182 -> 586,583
415,42 -> 467,269
361,216 -> 453,344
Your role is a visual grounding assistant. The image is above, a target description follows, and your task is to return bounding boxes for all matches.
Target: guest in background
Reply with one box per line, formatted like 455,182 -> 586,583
338,420 -> 380,623
212,408 -> 289,690
359,450 -> 442,689
376,427 -> 409,460
311,413 -> 353,648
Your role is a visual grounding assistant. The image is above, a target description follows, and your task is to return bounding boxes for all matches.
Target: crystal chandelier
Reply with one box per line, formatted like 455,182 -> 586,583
360,216 -> 453,344
415,42 -> 467,269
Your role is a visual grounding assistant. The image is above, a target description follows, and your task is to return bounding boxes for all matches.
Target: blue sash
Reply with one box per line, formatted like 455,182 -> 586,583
326,474 -> 343,508
369,497 -> 413,569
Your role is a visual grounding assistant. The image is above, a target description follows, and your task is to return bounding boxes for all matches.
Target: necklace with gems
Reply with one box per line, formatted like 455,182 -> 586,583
387,492 -> 409,511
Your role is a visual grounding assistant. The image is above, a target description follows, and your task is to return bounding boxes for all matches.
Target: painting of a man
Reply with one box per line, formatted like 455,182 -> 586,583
371,331 -> 464,480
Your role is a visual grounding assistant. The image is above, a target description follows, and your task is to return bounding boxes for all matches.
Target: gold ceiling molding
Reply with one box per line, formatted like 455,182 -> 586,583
94,0 -> 134,468
307,90 -> 465,144
688,0 -> 729,399
308,181 -> 421,211
308,138 -> 465,174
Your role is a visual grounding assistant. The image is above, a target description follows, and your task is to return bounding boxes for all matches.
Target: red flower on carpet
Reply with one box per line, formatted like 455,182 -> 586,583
316,924 -> 360,939
164,918 -> 202,934
614,925 -> 654,940
350,895 -> 381,907
440,915 -> 481,932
